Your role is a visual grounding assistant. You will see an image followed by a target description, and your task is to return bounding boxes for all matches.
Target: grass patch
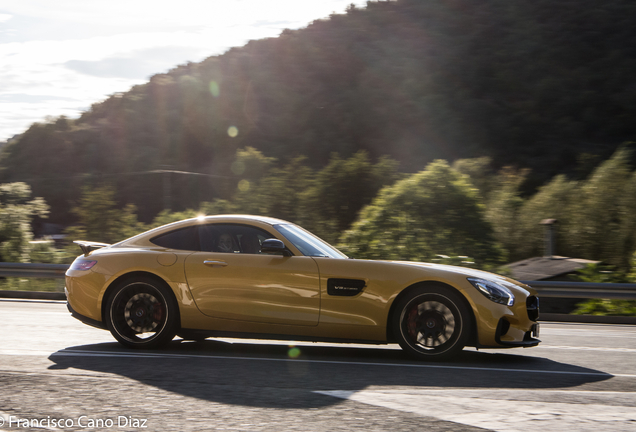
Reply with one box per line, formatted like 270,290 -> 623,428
0,277 -> 65,292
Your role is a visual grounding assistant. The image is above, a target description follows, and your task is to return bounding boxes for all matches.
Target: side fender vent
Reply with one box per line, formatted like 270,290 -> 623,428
327,278 -> 366,297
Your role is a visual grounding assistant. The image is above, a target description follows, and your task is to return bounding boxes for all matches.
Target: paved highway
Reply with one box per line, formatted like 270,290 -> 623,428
1,299 -> 635,431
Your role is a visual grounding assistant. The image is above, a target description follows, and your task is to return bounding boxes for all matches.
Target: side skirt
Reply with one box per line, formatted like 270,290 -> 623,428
177,328 -> 387,345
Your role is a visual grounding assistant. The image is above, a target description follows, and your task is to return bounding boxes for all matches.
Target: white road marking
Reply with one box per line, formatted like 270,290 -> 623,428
541,330 -> 636,339
536,345 -> 636,353
1,348 -> 634,378
0,349 -> 60,356
315,388 -> 636,432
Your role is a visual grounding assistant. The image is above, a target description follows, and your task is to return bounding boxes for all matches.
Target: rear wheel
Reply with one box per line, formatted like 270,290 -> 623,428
105,277 -> 177,349
393,286 -> 471,360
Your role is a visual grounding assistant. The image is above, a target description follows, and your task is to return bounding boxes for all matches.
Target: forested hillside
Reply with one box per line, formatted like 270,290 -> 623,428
1,0 -> 636,224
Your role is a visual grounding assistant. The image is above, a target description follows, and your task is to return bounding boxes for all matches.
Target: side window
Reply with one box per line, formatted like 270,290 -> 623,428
198,224 -> 237,253
198,224 -> 273,254
150,226 -> 198,251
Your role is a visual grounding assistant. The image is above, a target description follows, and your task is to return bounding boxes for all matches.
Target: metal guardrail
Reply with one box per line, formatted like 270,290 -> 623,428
520,280 -> 636,300
0,262 -> 69,278
0,263 -> 635,300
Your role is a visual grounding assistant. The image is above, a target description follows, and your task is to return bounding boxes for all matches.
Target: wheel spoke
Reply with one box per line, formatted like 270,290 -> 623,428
124,292 -> 163,333
437,333 -> 449,345
111,282 -> 168,343
396,289 -> 469,360
405,297 -> 457,350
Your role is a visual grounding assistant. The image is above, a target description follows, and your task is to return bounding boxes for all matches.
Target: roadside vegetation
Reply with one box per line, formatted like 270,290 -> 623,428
2,147 -> 636,314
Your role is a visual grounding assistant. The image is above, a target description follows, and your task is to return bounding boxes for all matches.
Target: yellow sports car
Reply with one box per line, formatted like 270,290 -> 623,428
65,215 -> 540,360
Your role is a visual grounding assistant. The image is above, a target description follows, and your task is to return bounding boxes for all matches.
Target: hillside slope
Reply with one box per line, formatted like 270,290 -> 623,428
2,0 -> 635,222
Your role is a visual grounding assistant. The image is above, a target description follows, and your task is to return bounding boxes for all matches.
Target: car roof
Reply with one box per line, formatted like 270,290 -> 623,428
114,214 -> 292,247
196,214 -> 290,225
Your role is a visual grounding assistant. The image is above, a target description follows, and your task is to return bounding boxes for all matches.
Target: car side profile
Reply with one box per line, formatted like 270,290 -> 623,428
65,215 -> 540,360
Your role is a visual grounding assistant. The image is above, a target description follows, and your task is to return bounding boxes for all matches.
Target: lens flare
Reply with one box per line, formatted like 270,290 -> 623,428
228,126 -> 238,137
288,347 -> 301,358
209,81 -> 220,97
238,179 -> 250,192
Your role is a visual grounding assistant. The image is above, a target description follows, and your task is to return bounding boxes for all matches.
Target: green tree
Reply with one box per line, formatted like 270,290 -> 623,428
483,166 -> 530,262
513,175 -> 579,260
233,156 -> 314,223
300,151 -> 400,242
569,147 -> 636,267
490,147 -> 636,267
198,199 -> 237,217
0,182 -> 48,262
339,160 -> 499,264
150,209 -> 199,228
28,239 -> 67,264
66,185 -> 147,245
452,157 -> 494,199
231,147 -> 277,181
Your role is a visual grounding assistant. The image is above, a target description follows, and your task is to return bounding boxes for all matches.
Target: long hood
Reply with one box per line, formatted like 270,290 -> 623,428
360,259 -> 536,296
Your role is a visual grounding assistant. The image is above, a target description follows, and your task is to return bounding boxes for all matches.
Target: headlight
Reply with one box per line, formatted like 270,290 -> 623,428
467,277 -> 515,306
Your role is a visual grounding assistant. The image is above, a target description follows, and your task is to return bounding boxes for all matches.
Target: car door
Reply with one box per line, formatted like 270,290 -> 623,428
184,223 -> 321,326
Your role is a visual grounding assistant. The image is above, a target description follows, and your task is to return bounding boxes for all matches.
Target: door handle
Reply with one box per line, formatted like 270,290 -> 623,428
204,260 -> 228,267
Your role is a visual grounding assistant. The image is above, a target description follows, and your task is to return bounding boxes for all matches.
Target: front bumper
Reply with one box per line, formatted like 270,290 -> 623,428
495,318 -> 540,347
473,293 -> 541,348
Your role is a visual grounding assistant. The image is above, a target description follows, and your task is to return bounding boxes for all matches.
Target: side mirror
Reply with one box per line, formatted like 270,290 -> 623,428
261,238 -> 291,256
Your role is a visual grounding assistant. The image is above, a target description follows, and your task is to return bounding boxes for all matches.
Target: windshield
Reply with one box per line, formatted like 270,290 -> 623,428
273,224 -> 348,259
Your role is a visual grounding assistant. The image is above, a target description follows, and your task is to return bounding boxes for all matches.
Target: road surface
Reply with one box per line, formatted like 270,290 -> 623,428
1,299 -> 635,431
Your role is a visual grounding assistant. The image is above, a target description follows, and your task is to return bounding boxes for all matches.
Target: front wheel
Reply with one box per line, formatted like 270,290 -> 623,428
105,277 -> 177,349
393,286 -> 471,361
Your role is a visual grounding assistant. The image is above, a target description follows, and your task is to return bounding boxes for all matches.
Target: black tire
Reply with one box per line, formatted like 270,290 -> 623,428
105,276 -> 177,349
393,285 -> 471,361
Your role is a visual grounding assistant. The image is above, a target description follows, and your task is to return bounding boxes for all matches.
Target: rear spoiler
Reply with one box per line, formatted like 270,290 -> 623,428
73,240 -> 111,257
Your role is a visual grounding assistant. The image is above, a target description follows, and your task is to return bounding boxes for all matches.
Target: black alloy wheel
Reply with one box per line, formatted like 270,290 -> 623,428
393,286 -> 471,360
106,277 -> 177,349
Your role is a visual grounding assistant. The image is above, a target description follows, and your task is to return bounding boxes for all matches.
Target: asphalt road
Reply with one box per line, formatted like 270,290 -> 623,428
1,300 -> 635,432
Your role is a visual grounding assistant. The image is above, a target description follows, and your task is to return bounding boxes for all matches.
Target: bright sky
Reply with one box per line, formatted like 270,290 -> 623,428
0,0 -> 369,142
